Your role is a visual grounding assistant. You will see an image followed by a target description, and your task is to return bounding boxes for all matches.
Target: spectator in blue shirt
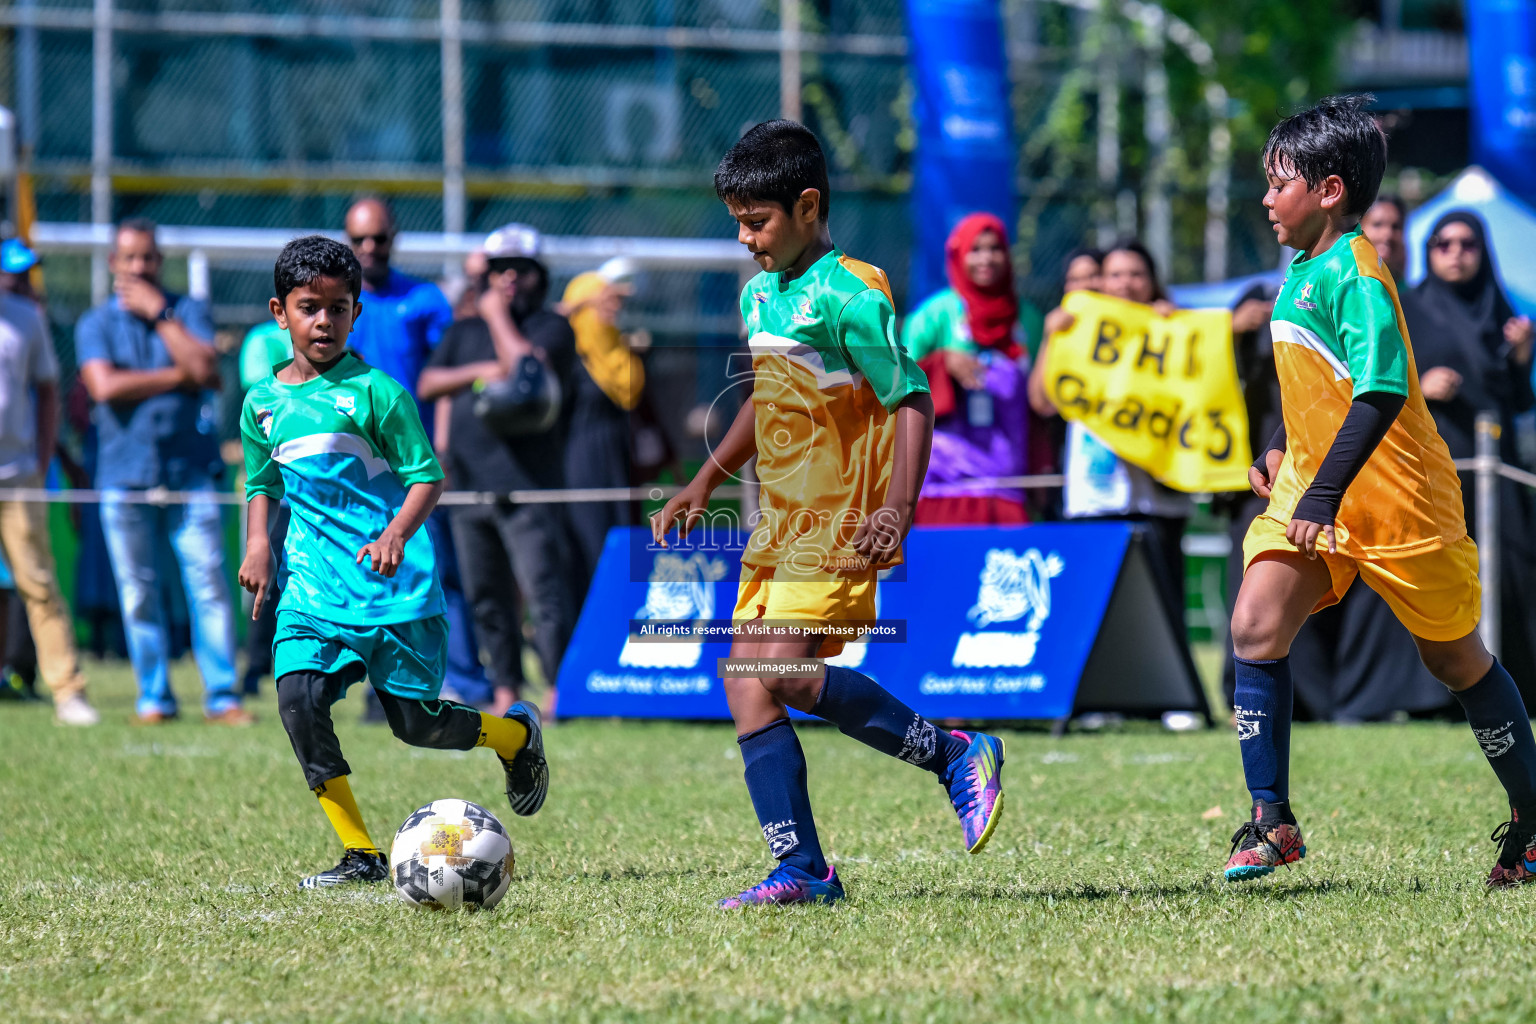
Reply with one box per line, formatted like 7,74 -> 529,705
344,197 -> 495,710
75,218 -> 249,725
344,197 -> 454,407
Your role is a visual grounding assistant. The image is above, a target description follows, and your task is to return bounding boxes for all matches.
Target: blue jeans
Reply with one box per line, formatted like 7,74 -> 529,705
101,484 -> 239,717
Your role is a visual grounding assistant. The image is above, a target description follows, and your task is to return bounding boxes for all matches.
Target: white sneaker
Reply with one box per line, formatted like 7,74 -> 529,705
55,694 -> 100,726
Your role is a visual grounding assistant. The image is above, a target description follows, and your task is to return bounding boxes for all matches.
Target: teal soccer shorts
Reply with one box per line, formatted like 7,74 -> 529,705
273,610 -> 448,701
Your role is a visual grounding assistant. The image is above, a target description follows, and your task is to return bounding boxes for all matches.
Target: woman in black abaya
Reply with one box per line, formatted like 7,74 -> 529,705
1406,209 -> 1536,695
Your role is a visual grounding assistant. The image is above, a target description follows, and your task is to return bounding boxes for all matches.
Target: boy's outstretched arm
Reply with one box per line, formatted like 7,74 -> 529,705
239,492 -> 274,621
851,392 -> 934,564
1286,391 -> 1405,557
651,395 -> 757,547
358,479 -> 444,577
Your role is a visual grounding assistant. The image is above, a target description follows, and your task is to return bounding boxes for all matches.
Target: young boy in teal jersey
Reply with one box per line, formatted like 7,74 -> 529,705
652,121 -> 1007,907
239,236 -> 548,889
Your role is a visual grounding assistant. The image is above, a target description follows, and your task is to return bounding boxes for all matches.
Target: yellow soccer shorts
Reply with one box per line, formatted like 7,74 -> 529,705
1242,513 -> 1482,643
732,563 -> 878,659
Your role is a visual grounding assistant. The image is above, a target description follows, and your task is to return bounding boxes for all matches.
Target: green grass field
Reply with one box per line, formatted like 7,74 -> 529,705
4,661 -> 1535,1023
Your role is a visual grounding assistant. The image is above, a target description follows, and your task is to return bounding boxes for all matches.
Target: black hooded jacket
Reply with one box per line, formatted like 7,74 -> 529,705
1405,209 -> 1534,461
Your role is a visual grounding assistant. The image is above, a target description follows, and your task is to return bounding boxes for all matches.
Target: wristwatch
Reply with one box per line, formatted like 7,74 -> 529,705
157,305 -> 177,323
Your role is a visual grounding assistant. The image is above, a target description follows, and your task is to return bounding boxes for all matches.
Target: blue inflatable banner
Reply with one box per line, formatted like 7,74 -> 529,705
1468,0 -> 1536,202
904,0 -> 1016,304
557,523 -> 1192,722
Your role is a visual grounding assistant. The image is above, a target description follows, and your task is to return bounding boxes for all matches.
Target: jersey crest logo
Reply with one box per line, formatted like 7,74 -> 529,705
255,409 -> 274,439
334,394 -> 357,415
790,298 -> 819,326
753,291 -> 769,304
1293,281 -> 1318,312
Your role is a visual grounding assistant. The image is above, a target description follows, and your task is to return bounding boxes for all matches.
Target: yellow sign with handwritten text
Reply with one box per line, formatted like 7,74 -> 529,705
1042,291 -> 1252,493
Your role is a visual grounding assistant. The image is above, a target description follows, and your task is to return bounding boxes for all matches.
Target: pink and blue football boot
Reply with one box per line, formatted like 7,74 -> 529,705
1487,809 -> 1536,889
717,863 -> 846,908
1224,799 -> 1306,881
944,730 -> 1006,854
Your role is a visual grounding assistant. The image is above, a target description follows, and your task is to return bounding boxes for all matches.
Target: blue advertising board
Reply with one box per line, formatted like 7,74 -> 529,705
903,0 -> 1016,304
556,522 -> 1198,722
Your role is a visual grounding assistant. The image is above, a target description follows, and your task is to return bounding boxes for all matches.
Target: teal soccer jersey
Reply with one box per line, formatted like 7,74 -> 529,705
241,352 -> 445,625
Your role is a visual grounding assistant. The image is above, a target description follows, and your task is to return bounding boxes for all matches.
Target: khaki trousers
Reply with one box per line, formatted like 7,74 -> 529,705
0,474 -> 85,700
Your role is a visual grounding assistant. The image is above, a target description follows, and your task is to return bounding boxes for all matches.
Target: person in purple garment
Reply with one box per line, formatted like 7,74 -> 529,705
903,213 -> 1031,525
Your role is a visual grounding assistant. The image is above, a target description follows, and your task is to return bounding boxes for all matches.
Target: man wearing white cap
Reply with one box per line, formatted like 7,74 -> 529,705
418,224 -> 578,715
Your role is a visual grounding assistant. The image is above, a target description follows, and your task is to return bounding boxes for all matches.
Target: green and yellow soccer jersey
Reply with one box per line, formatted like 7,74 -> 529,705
241,352 -> 446,625
739,249 -> 929,572
1269,227 -> 1466,556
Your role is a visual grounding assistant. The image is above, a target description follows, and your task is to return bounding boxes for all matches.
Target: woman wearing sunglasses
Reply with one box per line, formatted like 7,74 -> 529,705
1405,209 -> 1536,692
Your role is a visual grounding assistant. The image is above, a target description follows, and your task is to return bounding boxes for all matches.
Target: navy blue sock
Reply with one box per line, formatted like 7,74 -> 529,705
738,719 -> 827,877
1453,660 -> 1536,816
811,666 -> 967,777
1233,655 -> 1293,805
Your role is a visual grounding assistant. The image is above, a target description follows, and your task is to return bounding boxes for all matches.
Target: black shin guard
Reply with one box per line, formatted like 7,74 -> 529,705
277,670 -> 357,790
373,689 -> 482,751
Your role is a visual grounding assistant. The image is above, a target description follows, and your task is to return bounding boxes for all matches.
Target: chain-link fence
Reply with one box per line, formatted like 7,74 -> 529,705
2,0 -> 1282,449
4,2 -> 1274,302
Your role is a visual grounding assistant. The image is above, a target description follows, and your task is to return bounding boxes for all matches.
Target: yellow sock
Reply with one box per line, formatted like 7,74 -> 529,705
476,713 -> 528,760
314,776 -> 378,853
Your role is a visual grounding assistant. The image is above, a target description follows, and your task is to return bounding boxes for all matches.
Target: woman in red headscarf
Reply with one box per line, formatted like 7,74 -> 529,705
902,213 -> 1031,525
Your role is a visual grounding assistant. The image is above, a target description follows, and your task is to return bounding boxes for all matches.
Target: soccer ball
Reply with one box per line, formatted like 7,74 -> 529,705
389,798 -> 514,911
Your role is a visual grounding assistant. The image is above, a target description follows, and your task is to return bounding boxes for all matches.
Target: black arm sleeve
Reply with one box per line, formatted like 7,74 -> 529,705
1253,421 -> 1287,474
1289,391 -> 1407,526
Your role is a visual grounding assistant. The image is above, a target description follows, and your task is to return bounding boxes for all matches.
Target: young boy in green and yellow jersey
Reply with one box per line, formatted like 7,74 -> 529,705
1226,96 -> 1536,889
652,121 -> 1007,907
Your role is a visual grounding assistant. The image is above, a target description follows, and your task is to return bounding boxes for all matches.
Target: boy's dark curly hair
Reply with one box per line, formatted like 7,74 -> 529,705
273,235 -> 363,303
714,119 -> 831,222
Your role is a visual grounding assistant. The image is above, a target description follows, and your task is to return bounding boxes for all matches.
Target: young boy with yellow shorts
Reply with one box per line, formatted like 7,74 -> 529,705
1226,96 -> 1536,888
652,121 -> 1006,906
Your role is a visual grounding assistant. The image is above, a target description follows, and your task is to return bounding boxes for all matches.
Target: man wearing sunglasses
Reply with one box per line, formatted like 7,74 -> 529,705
342,198 -> 455,406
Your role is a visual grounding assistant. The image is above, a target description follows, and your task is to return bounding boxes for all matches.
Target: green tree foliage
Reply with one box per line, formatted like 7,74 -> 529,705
1010,0 -> 1341,286
1164,0 -> 1339,157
